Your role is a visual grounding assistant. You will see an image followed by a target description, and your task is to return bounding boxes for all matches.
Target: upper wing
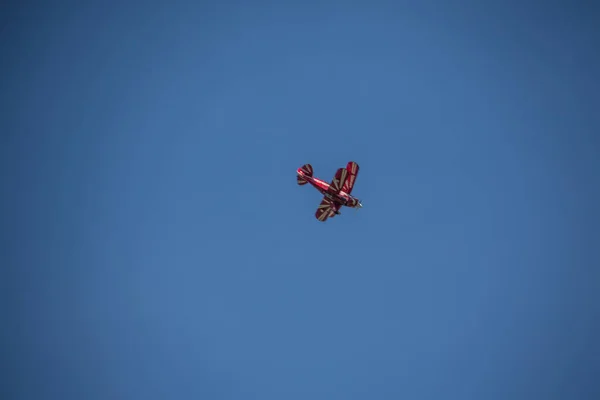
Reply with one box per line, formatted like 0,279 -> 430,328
342,161 -> 360,194
329,168 -> 348,193
315,196 -> 340,222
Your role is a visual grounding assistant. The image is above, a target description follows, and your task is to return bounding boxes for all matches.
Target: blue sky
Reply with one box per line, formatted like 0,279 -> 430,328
2,2 -> 599,399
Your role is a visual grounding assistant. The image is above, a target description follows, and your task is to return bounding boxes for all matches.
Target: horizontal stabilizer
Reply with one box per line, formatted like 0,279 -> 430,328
298,163 -> 313,176
297,163 -> 313,185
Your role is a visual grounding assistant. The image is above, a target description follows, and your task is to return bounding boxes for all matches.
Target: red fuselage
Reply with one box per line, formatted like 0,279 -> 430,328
297,170 -> 360,208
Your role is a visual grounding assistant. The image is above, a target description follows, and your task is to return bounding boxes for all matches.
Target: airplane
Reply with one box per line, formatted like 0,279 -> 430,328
297,161 -> 363,222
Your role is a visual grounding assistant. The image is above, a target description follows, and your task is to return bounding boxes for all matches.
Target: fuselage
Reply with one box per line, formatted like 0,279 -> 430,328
297,170 -> 360,208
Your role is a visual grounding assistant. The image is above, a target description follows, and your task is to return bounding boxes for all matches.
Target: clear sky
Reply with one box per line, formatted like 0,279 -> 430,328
2,1 -> 599,399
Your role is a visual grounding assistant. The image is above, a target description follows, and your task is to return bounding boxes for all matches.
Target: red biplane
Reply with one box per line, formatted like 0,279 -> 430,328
297,161 -> 363,221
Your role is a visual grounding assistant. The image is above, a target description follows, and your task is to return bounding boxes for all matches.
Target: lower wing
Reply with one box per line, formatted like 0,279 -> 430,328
315,196 -> 340,222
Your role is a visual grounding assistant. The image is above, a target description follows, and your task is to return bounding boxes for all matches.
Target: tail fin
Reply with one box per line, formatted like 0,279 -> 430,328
297,163 -> 313,185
